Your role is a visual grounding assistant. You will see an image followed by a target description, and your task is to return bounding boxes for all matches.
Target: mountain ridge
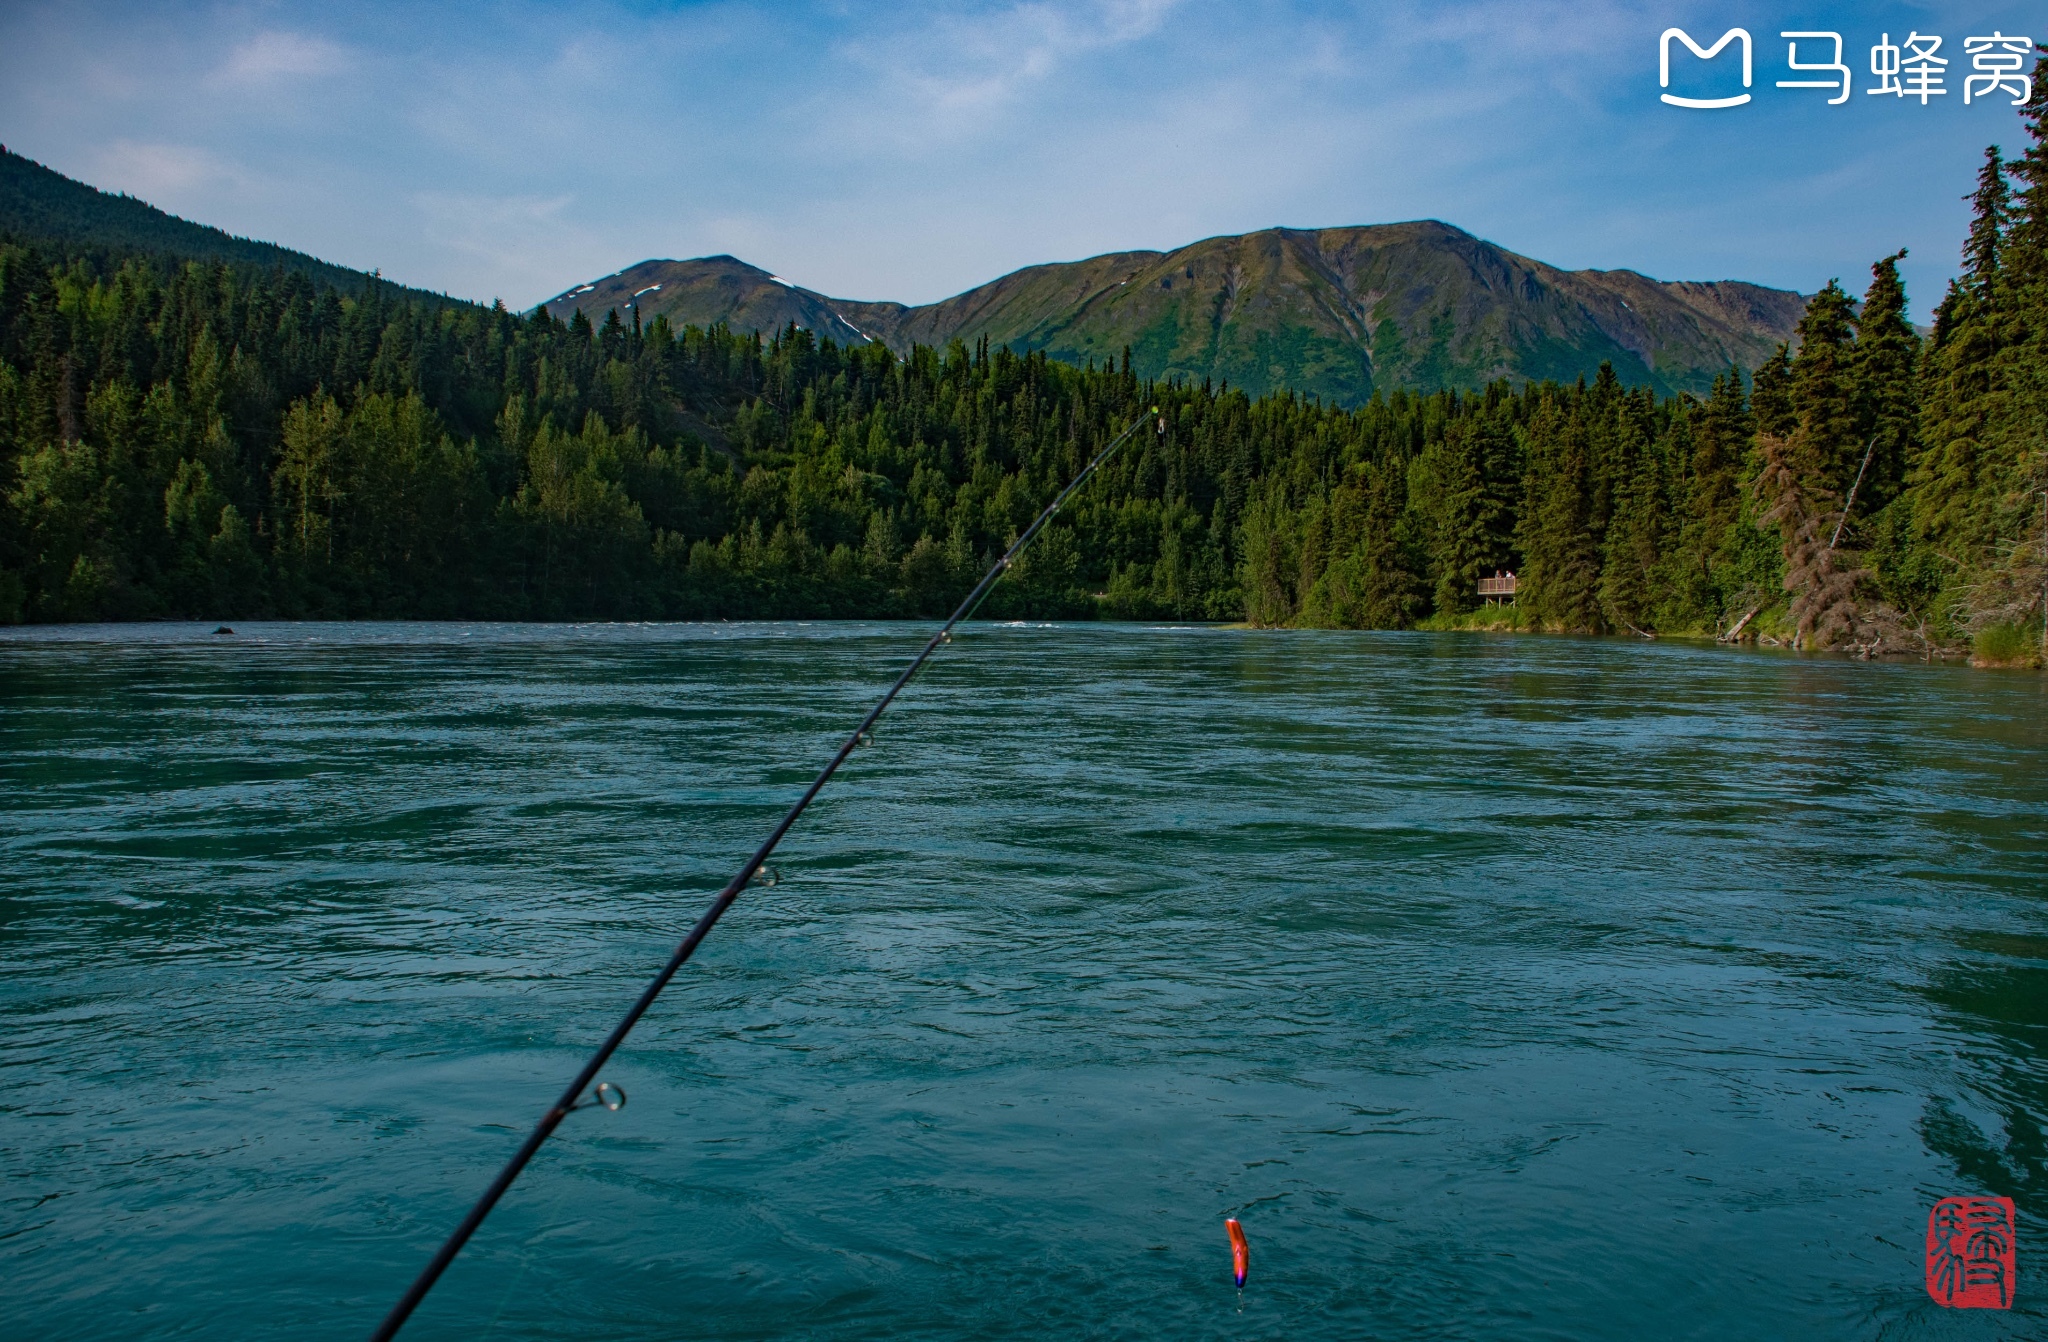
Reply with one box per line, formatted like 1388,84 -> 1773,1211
0,141 -> 1801,405
542,223 -> 1808,404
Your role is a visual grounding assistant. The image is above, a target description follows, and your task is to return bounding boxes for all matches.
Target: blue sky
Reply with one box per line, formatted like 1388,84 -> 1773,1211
0,1 -> 2038,318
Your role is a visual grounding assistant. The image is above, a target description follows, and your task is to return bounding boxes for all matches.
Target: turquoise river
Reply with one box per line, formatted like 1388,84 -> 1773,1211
1,622 -> 2044,1339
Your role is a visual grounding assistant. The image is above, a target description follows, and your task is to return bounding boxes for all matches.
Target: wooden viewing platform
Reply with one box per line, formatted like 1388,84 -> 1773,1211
1477,570 -> 1518,601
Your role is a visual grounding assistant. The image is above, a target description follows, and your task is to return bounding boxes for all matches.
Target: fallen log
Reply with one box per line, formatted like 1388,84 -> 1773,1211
1719,604 -> 1763,643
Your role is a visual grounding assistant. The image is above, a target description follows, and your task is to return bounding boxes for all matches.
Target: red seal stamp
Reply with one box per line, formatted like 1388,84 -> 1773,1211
1926,1195 -> 2016,1309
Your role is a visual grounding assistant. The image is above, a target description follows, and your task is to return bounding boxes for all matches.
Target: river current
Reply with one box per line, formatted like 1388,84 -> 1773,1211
2,622 -> 2043,1339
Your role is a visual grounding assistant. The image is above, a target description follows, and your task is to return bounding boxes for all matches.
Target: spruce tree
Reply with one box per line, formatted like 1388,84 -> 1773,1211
1914,151 -> 2009,560
1518,397 -> 1602,631
1661,376 -> 1748,628
1410,415 -> 1511,614
1965,146 -> 2011,302
1598,404 -> 1661,632
1750,346 -> 1795,439
1850,252 -> 1919,515
1787,281 -> 1860,496
1356,457 -> 1425,626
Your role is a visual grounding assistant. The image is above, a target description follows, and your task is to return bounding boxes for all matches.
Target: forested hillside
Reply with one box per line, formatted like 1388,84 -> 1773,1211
2,103 -> 2044,662
0,147 -> 453,306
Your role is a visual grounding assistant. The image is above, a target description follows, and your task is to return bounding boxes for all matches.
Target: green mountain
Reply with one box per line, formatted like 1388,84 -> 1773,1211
0,145 -> 454,303
543,223 -> 1808,404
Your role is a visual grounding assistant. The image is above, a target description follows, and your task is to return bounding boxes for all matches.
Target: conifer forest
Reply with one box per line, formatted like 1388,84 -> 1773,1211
4,104 -> 2047,660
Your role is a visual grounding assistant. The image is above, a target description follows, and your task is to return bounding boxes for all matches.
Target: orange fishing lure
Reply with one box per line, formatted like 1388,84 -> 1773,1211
1225,1218 -> 1249,1290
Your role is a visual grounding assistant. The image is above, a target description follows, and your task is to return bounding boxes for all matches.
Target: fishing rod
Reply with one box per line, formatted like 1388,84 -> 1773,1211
367,402 -> 1164,1342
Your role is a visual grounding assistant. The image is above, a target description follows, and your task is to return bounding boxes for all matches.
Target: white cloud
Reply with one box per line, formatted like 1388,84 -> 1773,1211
839,0 -> 1182,134
213,31 -> 351,88
87,139 -> 242,200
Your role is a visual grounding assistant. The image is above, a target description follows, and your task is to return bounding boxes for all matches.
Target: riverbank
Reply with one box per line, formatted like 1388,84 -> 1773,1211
1407,603 -> 2046,669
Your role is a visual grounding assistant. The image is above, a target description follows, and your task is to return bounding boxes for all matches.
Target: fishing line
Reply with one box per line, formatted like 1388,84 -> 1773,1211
366,403 -> 1164,1342
1828,433 -> 1882,551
